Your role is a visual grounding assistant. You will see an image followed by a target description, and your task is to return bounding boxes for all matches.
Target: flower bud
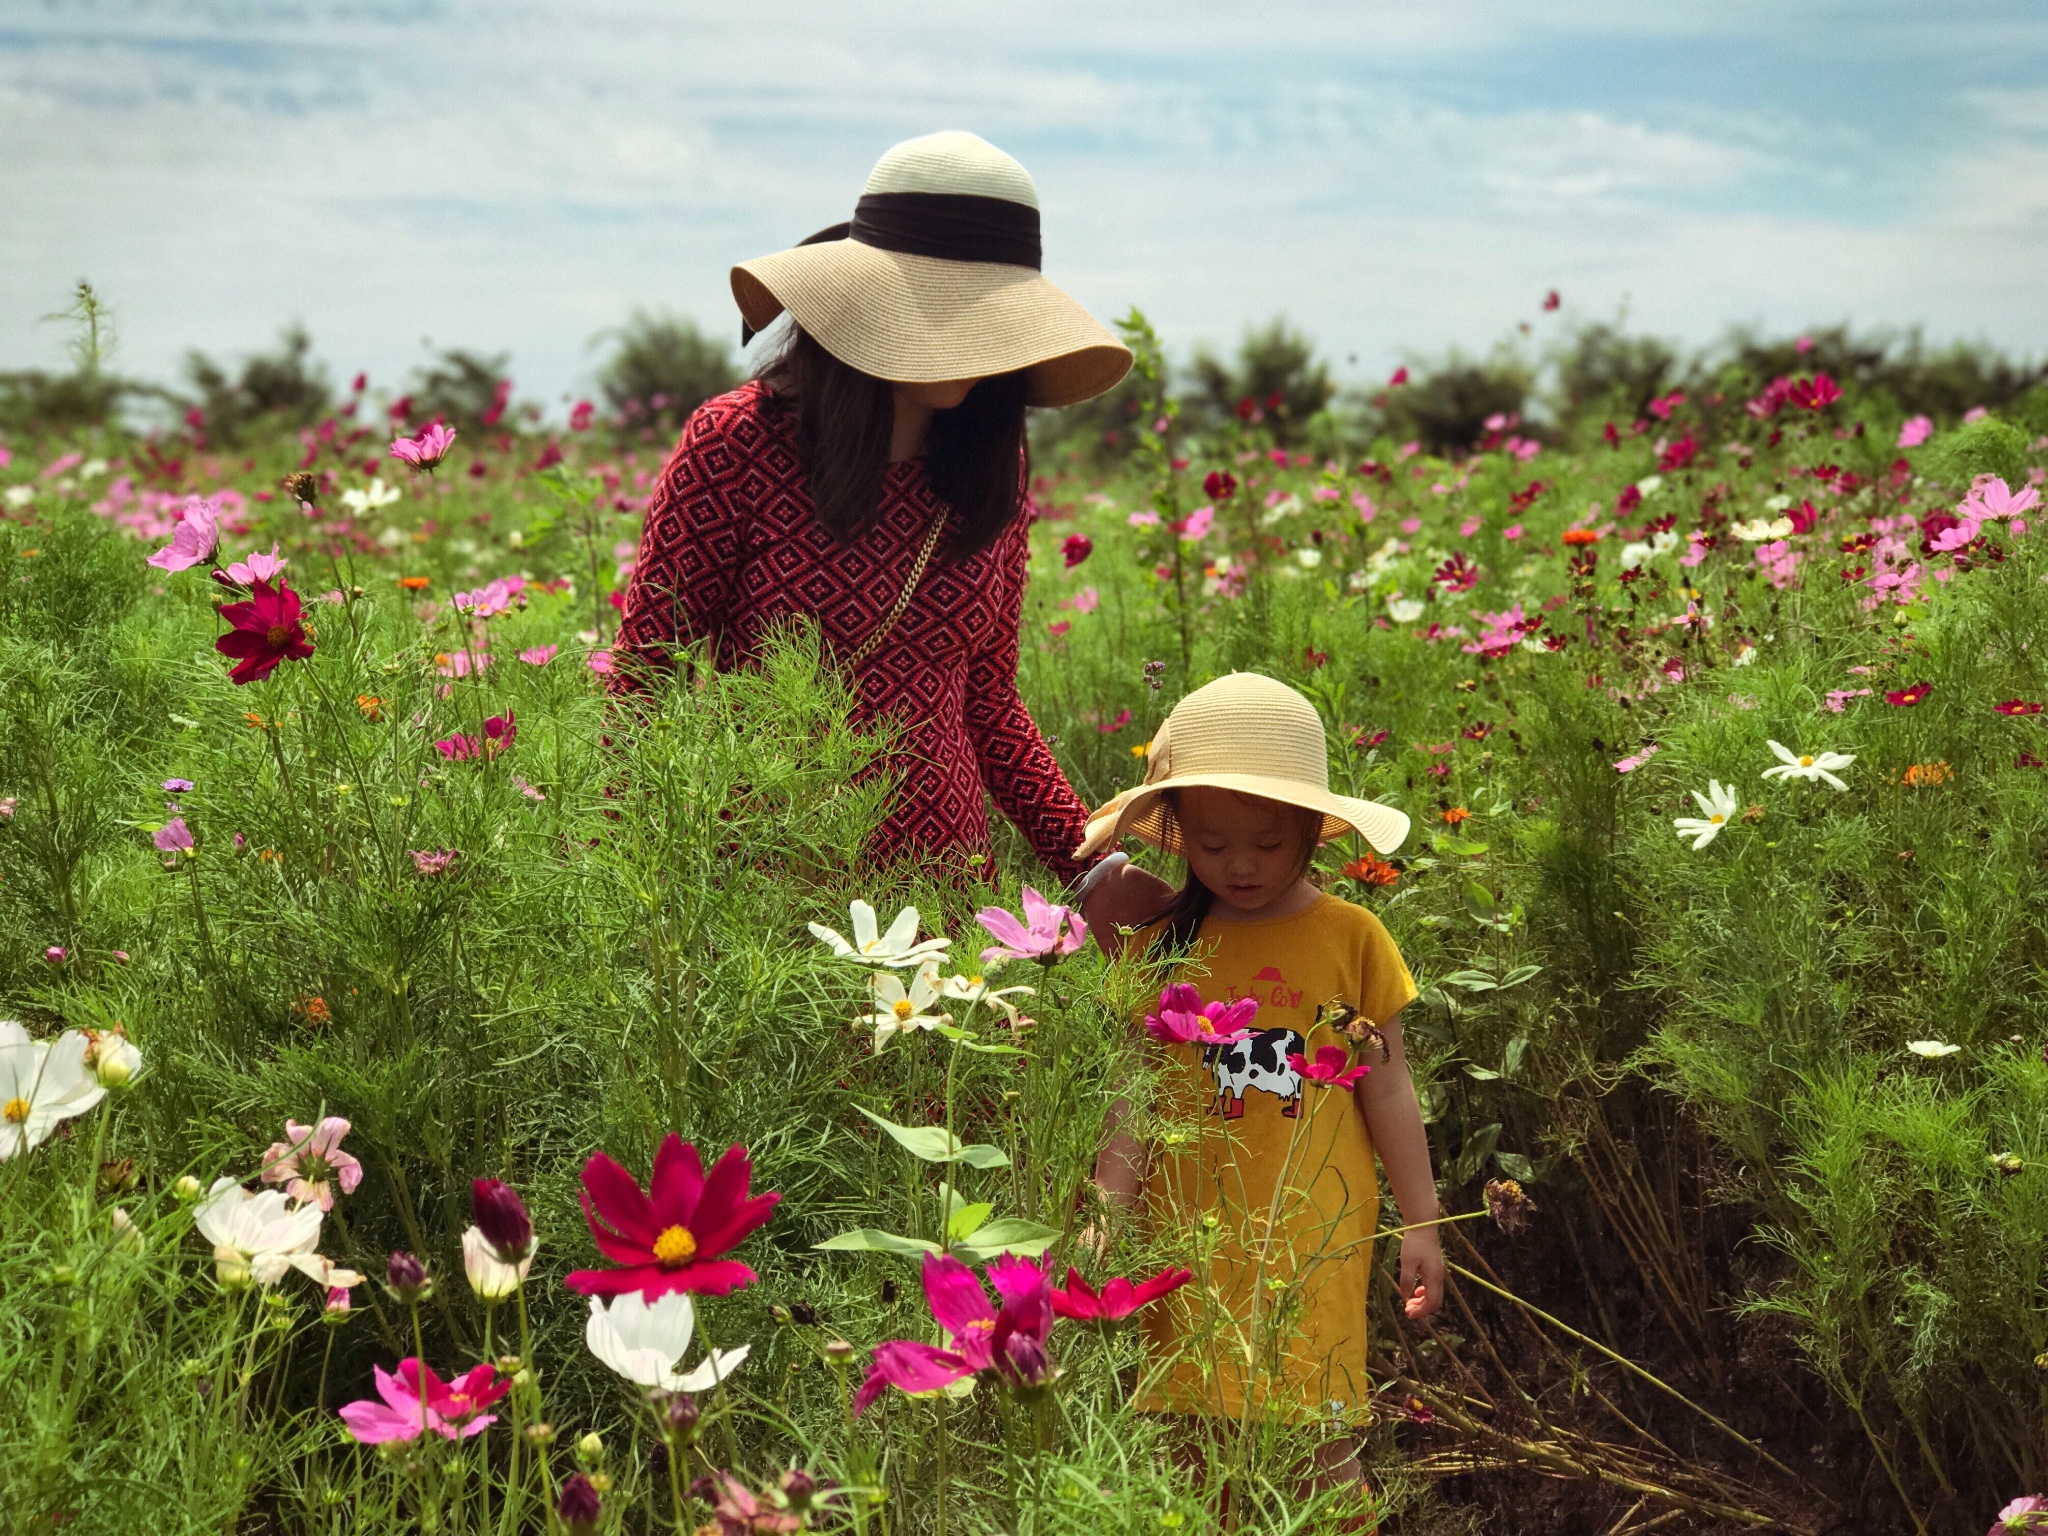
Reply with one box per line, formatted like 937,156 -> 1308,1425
587,1471 -> 612,1495
575,1431 -> 605,1467
662,1390 -> 700,1441
470,1177 -> 534,1262
525,1421 -> 555,1445
92,1031 -> 143,1089
44,946 -> 67,967
174,1174 -> 203,1201
556,1473 -> 601,1534
823,1339 -> 855,1368
779,1468 -> 819,1508
495,1353 -> 523,1376
215,1243 -> 252,1290
324,1286 -> 352,1323
110,1207 -> 144,1253
385,1249 -> 430,1303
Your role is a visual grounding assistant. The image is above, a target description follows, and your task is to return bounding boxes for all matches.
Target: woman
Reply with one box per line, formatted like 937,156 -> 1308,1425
610,130 -> 1130,883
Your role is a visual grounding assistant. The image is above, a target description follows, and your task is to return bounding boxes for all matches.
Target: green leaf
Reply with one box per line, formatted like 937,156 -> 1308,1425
946,1201 -> 994,1242
856,1106 -> 1010,1169
1434,835 -> 1490,857
814,1228 -> 941,1257
1439,969 -> 1499,992
1463,1063 -> 1502,1081
1450,1122 -> 1502,1185
1494,1150 -> 1536,1182
1462,880 -> 1499,925
1498,964 -> 1542,990
952,1218 -> 1062,1261
1502,1034 -> 1529,1079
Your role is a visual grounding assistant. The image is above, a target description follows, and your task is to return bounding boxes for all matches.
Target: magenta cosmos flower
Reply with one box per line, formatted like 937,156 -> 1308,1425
390,422 -> 457,471
215,579 -> 315,685
854,1251 -> 1054,1414
1144,982 -> 1258,1047
1048,1264 -> 1192,1323
146,495 -> 221,572
1290,1045 -> 1371,1090
261,1116 -> 364,1211
976,887 -> 1087,965
564,1135 -> 779,1299
337,1359 -> 507,1443
153,818 -> 195,854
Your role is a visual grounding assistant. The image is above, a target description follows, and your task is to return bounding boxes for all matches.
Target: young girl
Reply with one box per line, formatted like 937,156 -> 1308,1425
1077,671 -> 1443,1496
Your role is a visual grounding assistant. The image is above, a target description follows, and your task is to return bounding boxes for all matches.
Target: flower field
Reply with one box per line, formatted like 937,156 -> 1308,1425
4,313 -> 2048,1536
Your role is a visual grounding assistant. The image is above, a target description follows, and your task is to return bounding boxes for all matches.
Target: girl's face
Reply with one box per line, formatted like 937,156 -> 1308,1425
1176,787 -> 1313,916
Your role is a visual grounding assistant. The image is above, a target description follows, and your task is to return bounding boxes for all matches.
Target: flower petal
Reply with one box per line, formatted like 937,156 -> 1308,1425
580,1151 -> 657,1244
648,1134 -> 706,1228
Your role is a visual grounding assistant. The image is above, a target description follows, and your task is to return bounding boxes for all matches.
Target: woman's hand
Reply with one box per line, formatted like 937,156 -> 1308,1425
1077,856 -> 1175,958
1397,1223 -> 1446,1320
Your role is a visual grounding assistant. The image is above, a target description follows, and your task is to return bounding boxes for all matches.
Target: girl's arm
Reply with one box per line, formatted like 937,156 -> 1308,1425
1353,1009 -> 1445,1318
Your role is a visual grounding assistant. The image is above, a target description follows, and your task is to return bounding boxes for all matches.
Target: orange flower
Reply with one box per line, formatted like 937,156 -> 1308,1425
357,694 -> 383,720
398,575 -> 431,591
1441,807 -> 1471,825
296,995 -> 332,1025
1343,854 -> 1400,887
243,711 -> 268,730
1561,528 -> 1599,546
1902,761 -> 1952,788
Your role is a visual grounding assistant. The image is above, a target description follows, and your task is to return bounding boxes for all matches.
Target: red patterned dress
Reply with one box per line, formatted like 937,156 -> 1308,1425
610,382 -> 1090,882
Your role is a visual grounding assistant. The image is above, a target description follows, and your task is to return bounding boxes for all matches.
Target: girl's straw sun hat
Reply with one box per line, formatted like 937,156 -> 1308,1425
1075,673 -> 1412,862
731,130 -> 1133,409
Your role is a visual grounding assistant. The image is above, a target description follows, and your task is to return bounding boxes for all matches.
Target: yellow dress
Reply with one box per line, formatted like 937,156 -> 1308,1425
1134,893 -> 1416,1425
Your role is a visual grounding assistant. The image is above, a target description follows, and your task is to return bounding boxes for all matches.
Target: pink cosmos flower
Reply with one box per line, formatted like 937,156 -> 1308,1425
390,422 -> 457,471
1990,1496 -> 2048,1536
1126,510 -> 1162,528
261,1117 -> 364,1211
163,778 -> 193,793
854,1252 -> 1054,1414
337,1359 -> 507,1443
1614,744 -> 1660,773
1290,1045 -> 1371,1089
1897,415 -> 1934,448
1174,506 -> 1214,541
146,495 -> 221,572
1048,1264 -> 1192,1323
1066,586 -> 1100,615
410,849 -> 459,877
1824,688 -> 1872,713
1145,982 -> 1259,1047
219,544 -> 286,586
1097,707 -> 1130,733
518,644 -> 557,666
154,818 -> 195,854
977,886 -> 1087,965
434,649 -> 492,678
588,650 -> 613,674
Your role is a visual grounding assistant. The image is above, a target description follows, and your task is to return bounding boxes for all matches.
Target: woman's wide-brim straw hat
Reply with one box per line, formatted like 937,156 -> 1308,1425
1075,673 -> 1412,862
731,130 -> 1132,409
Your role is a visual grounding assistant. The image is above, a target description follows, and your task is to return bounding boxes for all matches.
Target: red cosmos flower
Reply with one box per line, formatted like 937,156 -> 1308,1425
1657,433 -> 1700,472
1614,484 -> 1642,513
1352,727 -> 1391,749
1541,289 -> 1561,311
1886,682 -> 1933,708
215,579 -> 316,685
1787,499 -> 1818,534
1602,421 -> 1621,448
564,1136 -> 780,1299
1994,700 -> 2044,716
1388,366 -> 1409,387
1048,1265 -> 1192,1323
1061,533 -> 1093,568
568,399 -> 595,432
1203,470 -> 1238,502
1788,374 -> 1842,411
1290,1045 -> 1371,1089
1432,553 -> 1479,593
1235,398 -> 1258,423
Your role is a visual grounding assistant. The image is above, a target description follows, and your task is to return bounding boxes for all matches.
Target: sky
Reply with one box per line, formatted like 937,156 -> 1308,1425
4,0 -> 2047,410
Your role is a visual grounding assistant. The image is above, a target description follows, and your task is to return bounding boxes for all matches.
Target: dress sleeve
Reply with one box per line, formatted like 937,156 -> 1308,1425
607,401 -> 747,696
964,511 -> 1094,883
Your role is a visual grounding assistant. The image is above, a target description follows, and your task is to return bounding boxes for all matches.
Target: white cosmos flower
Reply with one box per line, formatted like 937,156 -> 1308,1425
1761,740 -> 1855,792
938,971 -> 1035,1028
1295,547 -> 1323,569
1673,781 -> 1741,849
0,1022 -> 109,1160
1906,1040 -> 1961,1058
585,1292 -> 751,1393
1387,597 -> 1425,623
192,1178 -> 329,1286
1733,517 -> 1796,542
462,1225 -> 535,1300
809,900 -> 951,969
340,478 -> 402,516
1619,530 -> 1679,570
869,962 -> 951,1052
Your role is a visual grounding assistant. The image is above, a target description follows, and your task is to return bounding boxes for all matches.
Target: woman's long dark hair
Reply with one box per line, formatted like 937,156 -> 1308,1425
1144,791 -> 1327,953
757,324 -> 1030,559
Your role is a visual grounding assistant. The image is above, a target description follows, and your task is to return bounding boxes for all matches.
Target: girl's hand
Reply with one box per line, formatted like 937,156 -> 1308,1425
1398,1224 -> 1445,1319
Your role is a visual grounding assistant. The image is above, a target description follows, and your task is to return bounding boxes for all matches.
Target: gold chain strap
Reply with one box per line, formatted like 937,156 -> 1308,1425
844,515 -> 945,668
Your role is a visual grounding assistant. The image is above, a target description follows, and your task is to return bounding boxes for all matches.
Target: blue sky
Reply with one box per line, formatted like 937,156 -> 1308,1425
4,1 -> 2045,407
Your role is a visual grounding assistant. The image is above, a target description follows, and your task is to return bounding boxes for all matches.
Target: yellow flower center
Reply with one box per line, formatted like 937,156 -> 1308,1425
893,999 -> 915,1020
3,1097 -> 29,1124
1799,755 -> 1815,767
1709,814 -> 1725,825
652,1225 -> 698,1266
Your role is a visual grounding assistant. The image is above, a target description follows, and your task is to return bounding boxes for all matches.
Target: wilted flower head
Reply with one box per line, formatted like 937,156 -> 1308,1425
1484,1177 -> 1538,1234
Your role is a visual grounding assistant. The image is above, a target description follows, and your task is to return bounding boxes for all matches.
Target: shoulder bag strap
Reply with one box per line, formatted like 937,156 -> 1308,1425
843,514 -> 945,669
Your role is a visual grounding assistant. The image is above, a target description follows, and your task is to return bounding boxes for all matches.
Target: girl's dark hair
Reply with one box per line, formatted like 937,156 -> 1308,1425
757,324 -> 1030,560
1144,791 -> 1326,953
